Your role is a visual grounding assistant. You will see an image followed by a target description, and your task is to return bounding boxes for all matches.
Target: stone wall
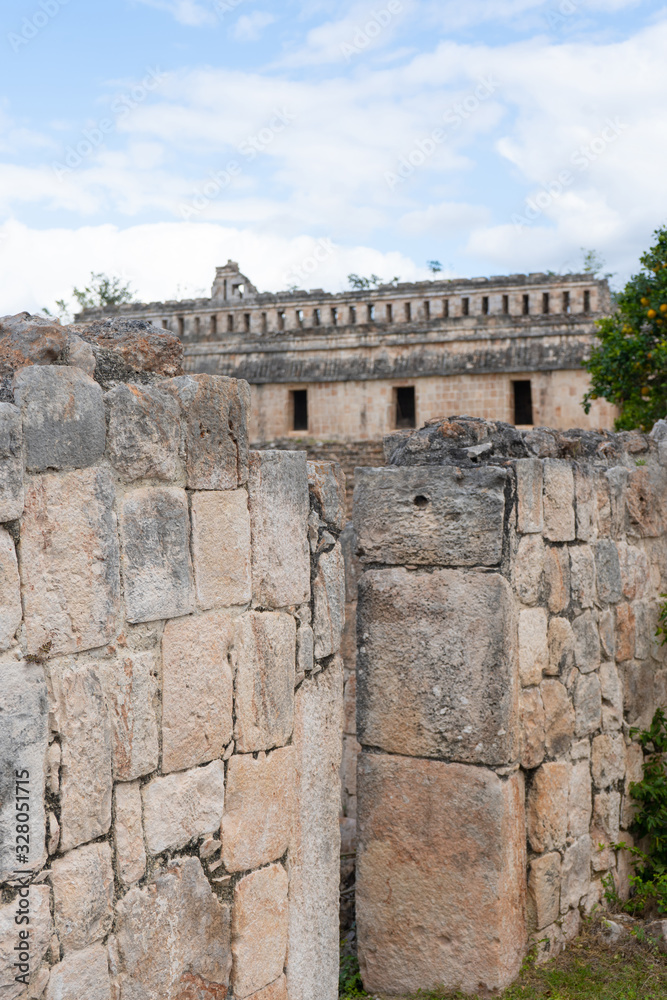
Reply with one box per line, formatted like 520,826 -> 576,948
0,314 -> 346,1000
353,416 -> 667,996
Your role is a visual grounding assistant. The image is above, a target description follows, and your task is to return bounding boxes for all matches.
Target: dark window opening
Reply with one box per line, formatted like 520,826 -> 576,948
386,303 -> 393,322
562,290 -> 571,314
513,381 -> 533,425
349,306 -> 356,324
395,386 -> 416,429
502,295 -> 509,315
278,311 -> 286,331
331,307 -> 338,325
461,297 -> 469,316
292,390 -> 308,431
424,300 -> 430,319
367,304 -> 375,322
443,298 -> 449,317
542,292 -> 550,315
583,290 -> 591,313
244,313 -> 251,332
313,308 -> 321,326
522,294 -> 530,316
177,316 -> 184,337
404,302 -> 412,321
261,312 -> 267,333
482,296 -> 489,315
210,315 -> 217,336
162,319 -> 168,330
227,314 -> 234,332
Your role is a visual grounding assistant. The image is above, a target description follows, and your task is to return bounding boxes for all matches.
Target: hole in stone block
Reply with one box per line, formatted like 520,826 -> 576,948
413,495 -> 429,508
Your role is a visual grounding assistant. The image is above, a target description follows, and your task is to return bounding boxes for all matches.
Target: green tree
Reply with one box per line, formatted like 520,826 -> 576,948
347,273 -> 399,290
71,272 -> 134,310
583,227 -> 667,430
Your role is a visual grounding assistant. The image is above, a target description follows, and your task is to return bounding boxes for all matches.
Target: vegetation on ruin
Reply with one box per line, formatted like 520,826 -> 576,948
46,271 -> 135,321
583,226 -> 667,431
347,273 -> 400,289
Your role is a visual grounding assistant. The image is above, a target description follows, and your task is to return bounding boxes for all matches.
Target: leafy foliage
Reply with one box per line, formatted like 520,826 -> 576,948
629,707 -> 667,869
71,272 -> 135,310
427,259 -> 443,274
347,273 -> 399,290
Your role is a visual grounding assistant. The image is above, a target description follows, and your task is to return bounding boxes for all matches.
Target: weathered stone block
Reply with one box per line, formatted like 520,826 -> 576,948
623,659 -> 654,729
163,373 -> 250,489
233,611 -> 296,753
574,464 -> 596,542
354,466 -> 507,566
191,489 -> 252,609
357,568 -> 518,766
573,611 -> 600,674
45,944 -> 111,1000
547,617 -> 575,677
105,382 -> 181,481
594,540 -> 622,604
515,457 -> 543,533
0,403 -> 23,521
600,660 -> 623,731
574,671 -> 602,737
0,885 -> 51,999
20,468 -> 121,656
519,607 -> 548,686
51,842 -> 114,954
570,545 -> 596,609
13,365 -> 105,471
0,529 -> 20,652
568,761 -> 592,838
618,541 -> 650,601
248,976 -> 288,1000
599,608 -> 616,660
591,790 -> 620,871
307,460 -> 346,530
249,451 -> 310,609
560,835 -> 591,911
115,856 -> 231,1000
592,733 -> 625,788
615,603 -> 636,662
514,534 -> 545,606
296,623 -> 314,682
528,853 -> 561,931
520,687 -> 545,769
622,741 -> 644,828
633,600 -> 651,660
356,754 -> 526,996
120,486 -> 195,623
222,747 -> 295,872
527,761 -> 570,853
114,781 -> 146,887
543,460 -> 575,542
142,759 -> 226,854
51,661 -> 113,852
101,650 -> 159,781
288,659 -> 343,1000
541,679 -> 575,757
545,545 -> 570,614
232,864 -> 289,1000
313,542 -> 346,660
626,466 -> 665,537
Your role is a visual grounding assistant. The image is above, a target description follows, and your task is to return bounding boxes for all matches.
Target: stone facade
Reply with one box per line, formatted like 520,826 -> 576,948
0,314 -> 345,1000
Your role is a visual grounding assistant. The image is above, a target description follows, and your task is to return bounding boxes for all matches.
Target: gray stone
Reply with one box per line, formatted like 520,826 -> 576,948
574,671 -> 602,737
519,607 -> 548,686
13,365 -> 105,471
541,679 -> 575,757
513,534 -> 545,606
514,457 -> 543,534
0,528 -> 21,651
313,542 -> 346,660
354,465 -> 507,566
120,486 -> 195,623
543,459 -> 575,542
222,747 -> 295,873
296,624 -> 314,682
544,545 -> 570,614
547,617 -> 575,677
0,403 -> 23,521
45,945 -> 111,1000
65,331 -> 96,376
307,460 -> 346,530
599,609 -> 616,660
233,611 -> 296,753
594,540 -> 622,604
249,451 -> 310,609
0,883 -> 51,999
600,660 -> 623,731
528,853 -> 561,931
591,733 -> 625,788
560,835 -> 591,911
527,761 -> 569,853
520,687 -> 545,769
142,760 -> 226,854
573,611 -> 600,674
633,600 -> 651,660
105,382 -> 181,481
591,790 -> 620,871
51,842 -> 114,954
232,864 -> 289,1000
570,546 -> 596,608
163,373 -> 249,489
568,761 -> 592,839
114,781 -> 146,887
357,568 -> 518,766
574,464 -> 596,542
191,489 -> 252,609
101,650 -> 159,782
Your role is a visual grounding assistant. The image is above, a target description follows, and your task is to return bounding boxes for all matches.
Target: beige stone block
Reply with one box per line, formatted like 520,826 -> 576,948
0,402 -> 24,522
562,907 -> 581,943
313,542 -> 346,660
547,617 -> 575,676
515,458 -> 543,533
520,687 -> 545,769
45,944 -> 111,1000
115,857 -> 231,999
527,761 -> 570,853
600,660 -> 623,731
633,599 -> 651,659
541,679 -> 575,758
232,864 -> 289,1000
599,609 -> 616,660
20,468 -> 121,656
307,460 -> 346,530
105,382 -> 181,483
535,921 -> 564,964
618,540 -> 650,601
570,545 -> 596,609
574,671 -> 602,737
560,835 -> 591,912
568,760 -> 592,838
574,464 -> 596,542
594,539 -> 622,604
114,781 -> 146,887
591,733 -> 625,788
513,534 -> 545,606
0,886 -> 52,1000
142,760 -> 226,854
621,741 -> 644,828
591,790 -> 620,871
51,661 -> 113,853
528,852 -> 561,931
101,650 -> 159,782
296,623 -> 314,683
519,607 -> 548,687
615,603 -> 636,662
249,451 -> 310,609
191,489 -> 252,609
0,528 -> 20,652
543,460 -> 575,542
162,612 -> 234,773
288,659 -> 343,1000
222,747 -> 295,872
573,610 -> 600,674
233,611 -> 296,753
356,755 -> 526,996
51,842 -> 114,954
545,545 -> 570,614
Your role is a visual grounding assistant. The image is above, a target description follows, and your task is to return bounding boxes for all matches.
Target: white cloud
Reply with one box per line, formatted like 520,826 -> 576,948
232,12 -> 276,41
133,0 -> 217,26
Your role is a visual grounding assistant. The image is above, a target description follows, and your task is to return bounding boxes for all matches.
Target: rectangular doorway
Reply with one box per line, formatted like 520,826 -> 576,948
513,380 -> 533,425
291,389 -> 308,432
395,386 -> 416,429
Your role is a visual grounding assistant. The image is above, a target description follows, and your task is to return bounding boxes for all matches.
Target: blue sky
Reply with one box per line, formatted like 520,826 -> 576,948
0,0 -> 665,313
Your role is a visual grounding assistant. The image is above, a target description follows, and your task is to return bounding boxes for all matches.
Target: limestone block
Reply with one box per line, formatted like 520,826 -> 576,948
543,460 -> 575,542
621,742 -> 644,828
0,528 -> 20,651
536,922 -> 564,964
356,754 -> 526,996
541,679 -> 575,757
120,486 -> 195,623
568,760 -> 592,838
600,660 -> 623,731
623,660 -> 654,729
142,759 -> 226,854
615,603 -> 636,662
45,945 -> 111,1000
20,468 -> 121,656
547,617 -> 575,677
101,650 -> 159,781
0,658 -> 48,880
313,542 -> 346,660
0,402 -> 24,521
528,853 -> 561,931
574,464 -> 596,542
162,612 -> 234,773
307,460 -> 346,530
232,864 -> 289,1000
249,451 -> 310,609
571,738 -> 591,761
13,365 -> 105,471
570,546 -> 596,608
51,842 -> 114,954
594,540 -> 622,604
562,907 -> 581,943
114,781 -> 146,887
626,466 -> 665,537
520,687 -> 545,769
591,790 -> 620,871
560,835 -> 591,912
296,624 -> 314,682
0,886 -> 52,1000
633,600 -> 651,659
591,733 -> 625,788
163,373 -> 250,488
515,457 -> 543,533
574,671 -> 602,737
247,976 -> 288,1000
607,465 -> 629,537
527,761 -> 570,853
287,660 -> 343,1000
519,607 -> 548,687
599,609 -> 616,660
513,534 -> 545,606
50,661 -> 112,853
573,611 -> 600,674
545,545 -> 570,614
618,541 -> 650,601
115,856 -> 231,999
233,611 -> 296,753
357,568 -> 518,766
354,465 -> 507,566
222,747 -> 295,872
105,382 -> 181,481
191,489 -> 252,609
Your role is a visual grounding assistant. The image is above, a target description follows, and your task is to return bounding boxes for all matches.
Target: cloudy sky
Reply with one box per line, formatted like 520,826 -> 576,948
0,0 -> 664,313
